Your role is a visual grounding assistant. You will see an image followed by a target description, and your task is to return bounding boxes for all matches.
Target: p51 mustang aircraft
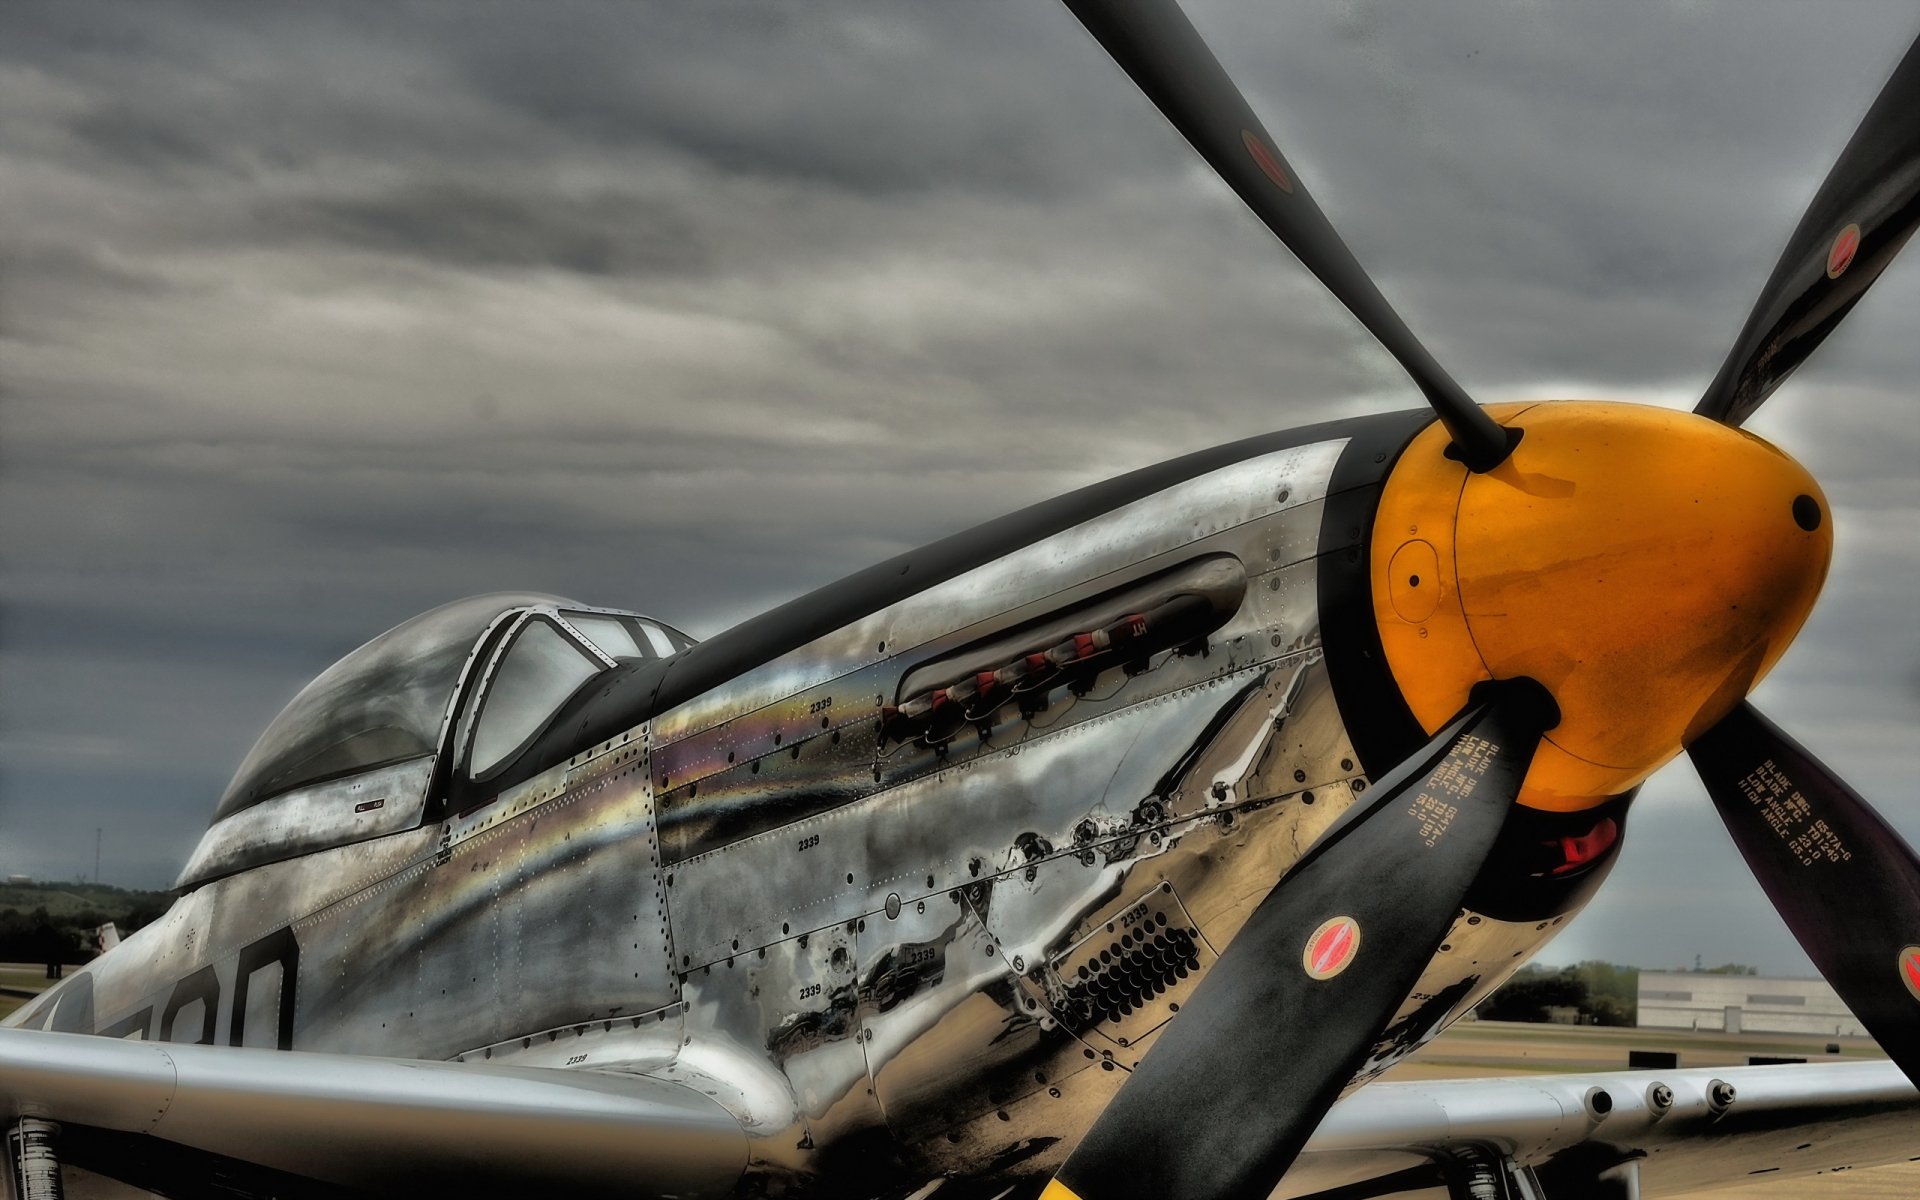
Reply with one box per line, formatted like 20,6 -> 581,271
7,3 -> 1920,1199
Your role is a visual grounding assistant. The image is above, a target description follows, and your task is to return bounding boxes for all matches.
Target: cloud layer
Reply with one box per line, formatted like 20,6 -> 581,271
3,1 -> 1916,977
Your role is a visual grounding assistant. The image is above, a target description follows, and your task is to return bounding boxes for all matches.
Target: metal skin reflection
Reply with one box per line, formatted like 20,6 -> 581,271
10,0 -> 1915,1189
2,401 -> 1801,1197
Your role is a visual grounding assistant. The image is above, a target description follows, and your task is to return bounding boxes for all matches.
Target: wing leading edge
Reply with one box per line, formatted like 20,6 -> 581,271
1283,1059 -> 1920,1198
0,1027 -> 748,1198
3,1026 -> 1914,1198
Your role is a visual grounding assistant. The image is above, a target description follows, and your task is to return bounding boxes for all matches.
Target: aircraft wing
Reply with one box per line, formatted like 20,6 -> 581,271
1283,1059 -> 1920,1198
5,1027 -> 1916,1198
0,1027 -> 749,1198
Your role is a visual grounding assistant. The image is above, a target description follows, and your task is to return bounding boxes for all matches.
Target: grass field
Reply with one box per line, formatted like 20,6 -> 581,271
1384,1019 -> 1916,1199
0,962 -> 55,1021
0,882 -> 166,922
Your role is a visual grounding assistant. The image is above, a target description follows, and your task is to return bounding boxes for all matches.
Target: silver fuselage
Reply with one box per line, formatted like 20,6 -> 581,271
8,415 -> 1615,1196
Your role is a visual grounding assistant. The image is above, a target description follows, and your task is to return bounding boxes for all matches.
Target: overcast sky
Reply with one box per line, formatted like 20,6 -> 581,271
2,1 -> 1915,978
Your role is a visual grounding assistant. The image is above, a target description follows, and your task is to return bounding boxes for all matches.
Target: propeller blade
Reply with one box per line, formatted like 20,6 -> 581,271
1694,31 -> 1920,427
1688,701 -> 1920,1080
1060,0 -> 1514,471
1047,684 -> 1553,1200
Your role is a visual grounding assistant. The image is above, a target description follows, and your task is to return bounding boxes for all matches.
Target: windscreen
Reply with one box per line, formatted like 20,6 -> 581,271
214,592 -> 567,821
467,618 -> 604,778
563,612 -> 696,660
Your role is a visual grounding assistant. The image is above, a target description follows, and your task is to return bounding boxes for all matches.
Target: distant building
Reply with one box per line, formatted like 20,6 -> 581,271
4,874 -> 31,885
1636,970 -> 1865,1036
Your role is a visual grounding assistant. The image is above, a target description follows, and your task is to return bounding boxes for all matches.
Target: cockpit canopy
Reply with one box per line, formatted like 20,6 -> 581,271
213,593 -> 694,823
216,594 -> 545,820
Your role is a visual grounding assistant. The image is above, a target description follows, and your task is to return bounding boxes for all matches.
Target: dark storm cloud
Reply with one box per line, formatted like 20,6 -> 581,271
4,243 -> 176,299
0,0 -> 1915,984
67,100 -> 228,175
254,183 -> 712,277
428,2 -> 1158,199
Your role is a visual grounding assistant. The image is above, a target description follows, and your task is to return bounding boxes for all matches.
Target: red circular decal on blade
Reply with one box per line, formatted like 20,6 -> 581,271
1900,945 -> 1920,1001
1242,129 -> 1295,194
1827,223 -> 1861,279
1303,916 -> 1361,981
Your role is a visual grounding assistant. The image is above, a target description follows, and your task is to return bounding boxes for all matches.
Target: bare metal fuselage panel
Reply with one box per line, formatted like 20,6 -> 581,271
8,411 -> 1613,1194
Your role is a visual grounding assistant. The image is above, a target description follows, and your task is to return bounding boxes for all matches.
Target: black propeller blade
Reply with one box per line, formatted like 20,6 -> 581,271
1060,0 -> 1515,471
1048,684 -> 1554,1200
1695,32 -> 1920,428
1688,701 -> 1920,1081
